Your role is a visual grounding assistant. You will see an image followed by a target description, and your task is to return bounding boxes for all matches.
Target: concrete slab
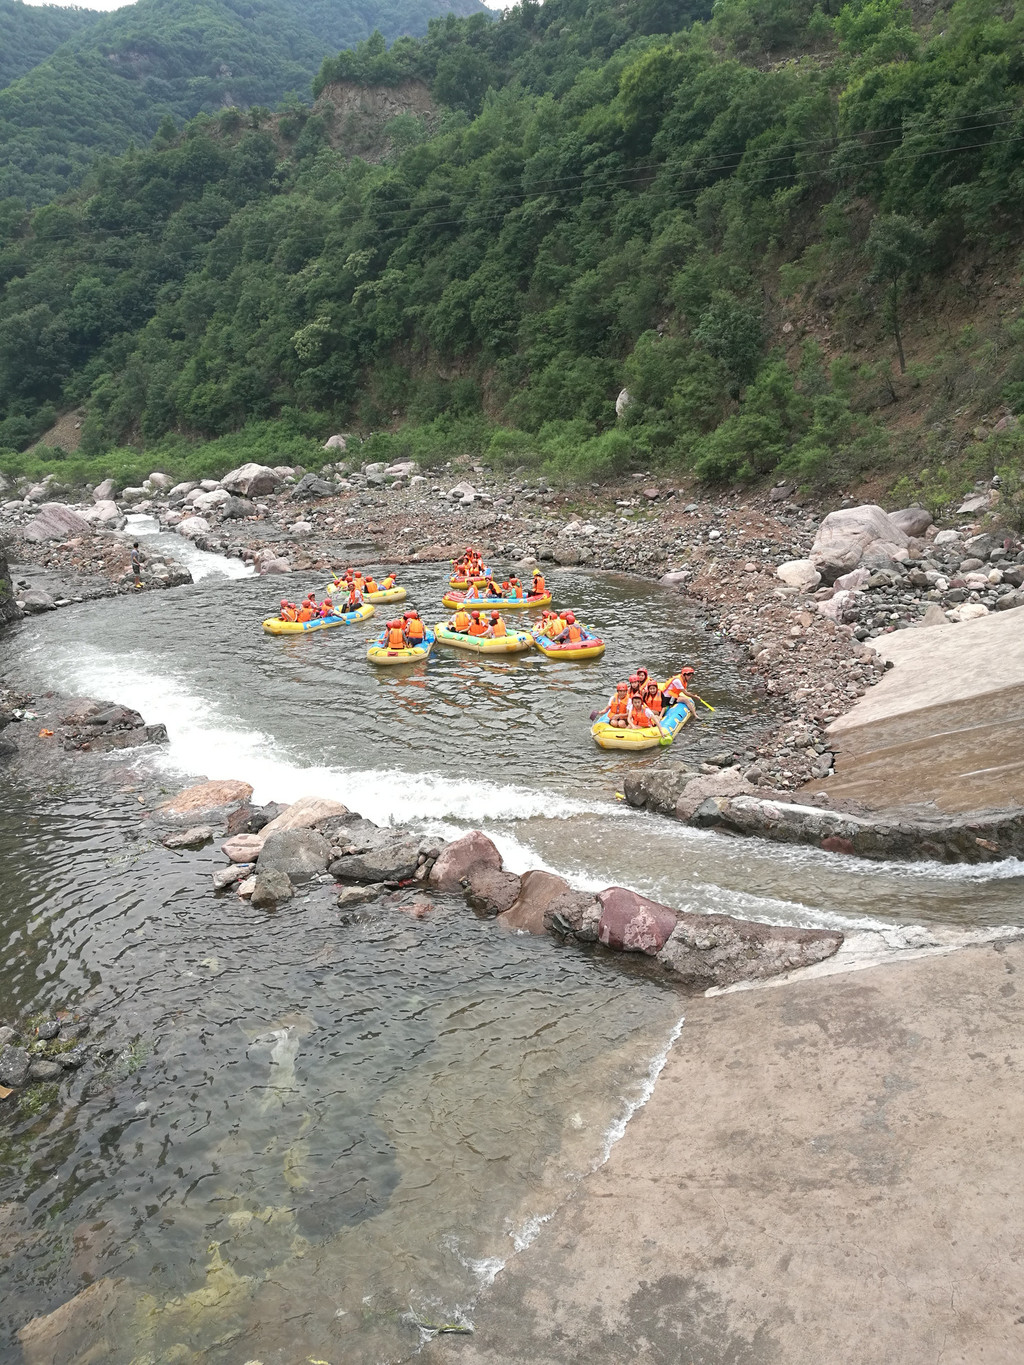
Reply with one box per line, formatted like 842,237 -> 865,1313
425,941 -> 1024,1365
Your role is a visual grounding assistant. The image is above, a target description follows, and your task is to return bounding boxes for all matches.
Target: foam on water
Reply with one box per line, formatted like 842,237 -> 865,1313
124,513 -> 253,582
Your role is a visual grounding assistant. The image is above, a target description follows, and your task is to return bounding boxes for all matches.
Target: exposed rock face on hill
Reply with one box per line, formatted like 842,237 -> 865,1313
316,79 -> 437,160
0,543 -> 21,626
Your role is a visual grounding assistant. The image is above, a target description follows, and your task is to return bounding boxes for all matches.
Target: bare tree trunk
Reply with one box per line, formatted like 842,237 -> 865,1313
892,281 -> 906,374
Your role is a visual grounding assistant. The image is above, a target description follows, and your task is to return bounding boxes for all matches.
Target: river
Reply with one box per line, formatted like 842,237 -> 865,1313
1,558 -> 1022,1363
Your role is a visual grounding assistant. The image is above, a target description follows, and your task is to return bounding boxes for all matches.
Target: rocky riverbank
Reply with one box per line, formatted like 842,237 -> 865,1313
3,454 -> 1022,801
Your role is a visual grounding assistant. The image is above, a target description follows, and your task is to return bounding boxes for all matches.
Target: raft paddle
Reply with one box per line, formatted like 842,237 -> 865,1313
694,694 -> 715,713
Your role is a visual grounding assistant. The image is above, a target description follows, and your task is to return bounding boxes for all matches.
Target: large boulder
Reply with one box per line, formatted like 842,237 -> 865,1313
159,779 -> 254,823
465,866 -> 522,916
496,870 -> 569,935
329,832 -> 430,883
810,504 -> 910,584
191,488 -> 230,515
597,888 -> 678,955
323,433 -> 347,451
676,766 -> 760,821
623,766 -> 699,815
429,830 -> 502,892
82,499 -> 122,527
92,478 -> 116,502
222,496 -> 256,520
21,588 -> 56,614
221,833 -> 263,863
889,506 -> 933,538
257,828 -> 330,882
259,796 -> 347,840
220,463 -> 281,497
177,516 -> 210,539
775,559 -> 821,590
657,912 -> 843,989
22,503 -> 93,542
545,888 -> 602,941
291,473 -> 334,501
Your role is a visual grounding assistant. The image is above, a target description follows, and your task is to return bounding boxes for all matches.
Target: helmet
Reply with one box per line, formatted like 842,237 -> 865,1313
409,610 -> 418,619
616,681 -> 628,691
636,667 -> 648,679
564,612 -> 575,624
681,665 -> 695,676
471,609 -> 481,618
490,611 -> 500,620
280,599 -> 287,606
629,674 -> 639,684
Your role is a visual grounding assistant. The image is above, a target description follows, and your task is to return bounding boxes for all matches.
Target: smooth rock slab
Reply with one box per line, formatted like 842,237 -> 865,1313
597,888 -> 678,955
259,796 -> 347,840
657,913 -> 843,989
159,779 -> 254,822
221,833 -> 264,863
22,503 -> 93,543
497,870 -> 569,935
623,766 -> 699,815
257,828 -> 330,882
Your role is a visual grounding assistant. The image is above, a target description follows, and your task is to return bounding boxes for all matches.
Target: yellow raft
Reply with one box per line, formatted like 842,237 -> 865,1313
534,632 -> 605,661
263,602 -> 375,635
441,590 -> 552,611
449,566 -> 490,589
433,622 -> 535,654
323,581 -> 406,604
590,698 -> 693,751
367,628 -> 435,665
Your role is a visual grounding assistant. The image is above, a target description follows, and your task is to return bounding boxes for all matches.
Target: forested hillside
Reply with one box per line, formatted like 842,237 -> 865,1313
1,0 -> 1023,498
0,0 -> 488,205
0,0 -> 100,88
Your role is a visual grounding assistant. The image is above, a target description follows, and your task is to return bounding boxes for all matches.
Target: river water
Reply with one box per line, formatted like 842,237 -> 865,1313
1,559 -> 1022,1364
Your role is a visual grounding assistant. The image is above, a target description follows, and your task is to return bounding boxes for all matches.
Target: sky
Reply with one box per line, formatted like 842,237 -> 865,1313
22,0 -> 520,9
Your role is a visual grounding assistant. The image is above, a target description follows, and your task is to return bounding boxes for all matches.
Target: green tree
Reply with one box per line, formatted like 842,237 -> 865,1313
865,213 -> 931,374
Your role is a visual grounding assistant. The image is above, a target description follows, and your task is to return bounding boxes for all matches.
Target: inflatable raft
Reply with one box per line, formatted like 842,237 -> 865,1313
263,602 -> 375,635
441,590 -> 552,611
323,581 -> 406,605
590,698 -> 693,750
433,622 -> 535,654
367,628 -> 435,665
449,566 -> 490,589
534,631 -> 605,661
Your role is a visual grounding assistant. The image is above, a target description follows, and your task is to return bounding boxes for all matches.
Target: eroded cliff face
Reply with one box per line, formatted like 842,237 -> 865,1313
0,544 -> 22,627
315,80 -> 436,160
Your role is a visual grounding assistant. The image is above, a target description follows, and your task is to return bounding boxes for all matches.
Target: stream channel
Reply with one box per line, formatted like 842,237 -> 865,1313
1,541 -> 1022,1364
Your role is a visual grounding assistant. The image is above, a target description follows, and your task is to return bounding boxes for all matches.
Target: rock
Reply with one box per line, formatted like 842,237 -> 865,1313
657,913 -> 843,988
337,883 -> 386,909
177,515 -> 210,538
465,867 -> 522,916
0,1045 -> 30,1087
236,875 -> 257,898
769,483 -> 797,502
1002,565 -> 1024,588
92,478 -> 116,502
918,603 -> 948,627
496,870 -> 569,935
545,889 -> 603,940
553,543 -> 581,566
221,833 -> 264,863
832,566 -> 872,592
323,434 -> 347,451
398,898 -> 433,919
818,588 -> 856,624
57,1045 -> 88,1070
257,554 -> 291,575
659,570 -> 690,588
147,471 -> 173,490
21,587 -> 56,614
191,488 -> 230,515
597,888 -> 677,954
675,767 -> 759,821
615,387 -> 632,417
222,495 -> 256,520
448,480 -> 476,502
250,867 -> 294,907
933,529 -> 961,546
330,833 -> 428,883
957,603 -> 990,621
213,864 -> 249,891
18,1278 -> 127,1365
159,779 -> 254,822
161,825 -> 213,849
22,503 -> 93,543
957,493 -> 994,514
810,504 -> 909,583
27,1060 -> 63,1082
258,796 -> 348,840
220,463 -> 281,497
81,498 -> 123,528
0,1026 -> 16,1047
964,533 -> 998,558
776,559 -> 821,590
36,1021 -> 59,1041
257,828 -> 331,882
291,473 -> 334,500
995,590 -> 1024,611
429,831 -> 503,892
889,507 -> 933,537
623,766 -> 699,815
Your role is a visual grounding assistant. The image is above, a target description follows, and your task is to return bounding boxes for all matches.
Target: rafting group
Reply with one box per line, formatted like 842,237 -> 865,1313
260,544 -> 711,748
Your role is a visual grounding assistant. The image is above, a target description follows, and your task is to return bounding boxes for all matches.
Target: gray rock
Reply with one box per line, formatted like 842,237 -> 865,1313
162,825 -> 213,850
291,473 -> 334,501
657,914 -> 843,989
465,867 -> 522,916
22,503 -> 93,543
221,496 -> 256,520
0,1045 -> 30,1087
623,766 -> 699,815
27,1060 -> 63,1082
545,888 -> 602,941
964,533 -> 997,558
336,883 -> 386,909
0,1026 -> 16,1047
21,588 -> 56,614
257,828 -> 331,883
58,1045 -> 89,1069
250,867 -> 294,907
810,504 -> 909,583
219,463 -> 281,497
429,831 -> 503,891
36,1021 -> 60,1041
330,834 -> 429,884
93,478 -> 116,502
889,507 -> 933,537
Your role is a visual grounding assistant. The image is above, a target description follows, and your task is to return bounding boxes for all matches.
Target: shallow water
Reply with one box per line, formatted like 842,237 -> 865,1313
1,561 -> 1022,1362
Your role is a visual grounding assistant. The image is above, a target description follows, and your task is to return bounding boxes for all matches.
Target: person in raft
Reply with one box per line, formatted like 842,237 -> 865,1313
346,583 -> 363,610
385,619 -> 406,650
467,610 -> 489,637
608,681 -> 631,729
278,599 -> 297,621
532,569 -> 546,595
662,666 -> 698,716
451,606 -> 472,632
488,610 -> 507,637
404,611 -> 426,644
642,678 -> 664,715
553,611 -> 583,644
510,577 -> 524,600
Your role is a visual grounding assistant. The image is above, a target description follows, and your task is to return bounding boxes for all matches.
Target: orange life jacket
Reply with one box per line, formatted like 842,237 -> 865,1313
490,618 -> 506,637
513,583 -> 523,599
348,593 -> 361,609
609,696 -> 630,719
297,608 -> 314,622
468,620 -> 488,636
630,703 -> 653,727
644,689 -> 664,714
568,624 -> 582,643
533,576 -> 545,594
453,610 -> 471,632
388,627 -> 405,648
406,618 -> 425,641
364,578 -> 377,592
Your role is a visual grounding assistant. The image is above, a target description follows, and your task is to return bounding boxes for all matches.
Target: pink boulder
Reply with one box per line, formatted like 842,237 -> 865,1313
221,833 -> 263,864
597,887 -> 678,955
497,870 -> 569,936
428,830 -> 502,892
